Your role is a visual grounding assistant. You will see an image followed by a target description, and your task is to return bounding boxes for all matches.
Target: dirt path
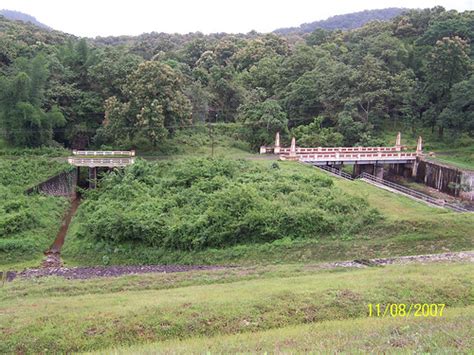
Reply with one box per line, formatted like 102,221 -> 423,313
42,196 -> 81,268
2,251 -> 471,282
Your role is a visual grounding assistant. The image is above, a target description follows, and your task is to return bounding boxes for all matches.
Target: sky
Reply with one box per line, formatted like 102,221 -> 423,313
1,0 -> 473,37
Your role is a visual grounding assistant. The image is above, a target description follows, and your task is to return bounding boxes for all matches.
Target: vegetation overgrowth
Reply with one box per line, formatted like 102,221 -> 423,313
0,158 -> 69,267
62,160 -> 474,267
68,158 -> 379,249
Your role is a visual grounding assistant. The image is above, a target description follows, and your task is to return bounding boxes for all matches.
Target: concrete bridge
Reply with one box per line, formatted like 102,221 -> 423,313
261,132 -> 423,178
67,150 -> 136,188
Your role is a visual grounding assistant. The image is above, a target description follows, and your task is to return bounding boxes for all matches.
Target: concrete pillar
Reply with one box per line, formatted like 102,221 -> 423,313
274,132 -> 280,154
374,164 -> 384,179
353,164 -> 361,177
412,157 -> 420,177
395,132 -> 401,151
289,137 -> 296,157
416,136 -> 423,156
89,167 -> 97,189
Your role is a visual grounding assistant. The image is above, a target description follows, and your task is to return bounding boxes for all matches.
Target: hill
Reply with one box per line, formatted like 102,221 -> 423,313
0,9 -> 51,30
274,8 -> 407,34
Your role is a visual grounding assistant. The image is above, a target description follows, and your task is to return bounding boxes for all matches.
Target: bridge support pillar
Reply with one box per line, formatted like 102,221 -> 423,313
89,167 -> 97,189
353,164 -> 376,177
374,164 -> 384,179
353,164 -> 361,177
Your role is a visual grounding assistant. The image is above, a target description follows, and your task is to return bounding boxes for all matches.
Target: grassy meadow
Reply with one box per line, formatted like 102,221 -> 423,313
1,262 -> 472,353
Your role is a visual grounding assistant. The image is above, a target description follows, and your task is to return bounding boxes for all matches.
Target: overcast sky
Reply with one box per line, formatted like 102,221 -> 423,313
2,0 -> 473,37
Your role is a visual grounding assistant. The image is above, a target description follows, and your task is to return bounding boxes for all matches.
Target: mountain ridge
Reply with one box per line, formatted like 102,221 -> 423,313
274,8 -> 407,34
0,9 -> 52,30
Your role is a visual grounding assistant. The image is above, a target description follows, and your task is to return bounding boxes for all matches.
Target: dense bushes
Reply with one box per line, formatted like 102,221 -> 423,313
75,159 -> 380,250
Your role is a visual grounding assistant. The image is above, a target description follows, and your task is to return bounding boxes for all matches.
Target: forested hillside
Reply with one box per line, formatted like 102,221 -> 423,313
0,6 -> 472,151
274,8 -> 406,34
0,9 -> 51,30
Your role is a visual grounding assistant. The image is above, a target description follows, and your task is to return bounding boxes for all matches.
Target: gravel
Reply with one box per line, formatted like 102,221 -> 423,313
3,251 -> 473,282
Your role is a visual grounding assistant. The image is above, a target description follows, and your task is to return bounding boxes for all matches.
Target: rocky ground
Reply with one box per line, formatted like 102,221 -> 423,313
2,251 -> 473,282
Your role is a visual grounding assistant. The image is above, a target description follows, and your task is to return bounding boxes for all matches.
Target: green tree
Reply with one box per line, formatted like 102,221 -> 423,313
439,75 -> 474,134
237,98 -> 288,150
0,55 -> 65,147
424,36 -> 471,136
291,116 -> 344,147
103,61 -> 192,146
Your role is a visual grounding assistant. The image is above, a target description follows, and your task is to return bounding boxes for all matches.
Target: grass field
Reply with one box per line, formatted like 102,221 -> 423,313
1,262 -> 472,353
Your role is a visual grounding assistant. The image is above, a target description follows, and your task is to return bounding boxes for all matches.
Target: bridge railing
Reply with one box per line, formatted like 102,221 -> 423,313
357,172 -> 469,212
313,165 -> 354,180
279,146 -> 402,154
72,150 -> 135,156
68,157 -> 135,167
298,152 -> 417,161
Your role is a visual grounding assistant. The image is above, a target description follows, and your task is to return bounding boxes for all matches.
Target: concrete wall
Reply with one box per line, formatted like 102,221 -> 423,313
25,168 -> 78,197
413,158 -> 474,199
460,171 -> 474,201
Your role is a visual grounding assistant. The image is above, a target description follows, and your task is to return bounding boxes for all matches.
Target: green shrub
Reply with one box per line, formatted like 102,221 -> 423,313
75,159 -> 380,251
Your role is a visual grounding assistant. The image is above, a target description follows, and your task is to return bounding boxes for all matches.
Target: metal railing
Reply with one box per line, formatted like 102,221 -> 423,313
357,172 -> 470,212
314,165 -> 354,180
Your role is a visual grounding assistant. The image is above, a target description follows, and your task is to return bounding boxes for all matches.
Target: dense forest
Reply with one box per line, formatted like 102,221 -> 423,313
0,6 -> 473,150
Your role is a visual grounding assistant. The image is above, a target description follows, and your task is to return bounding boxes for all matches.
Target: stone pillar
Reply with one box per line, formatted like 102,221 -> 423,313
289,137 -> 296,157
416,136 -> 423,156
374,164 -> 384,179
89,167 -> 97,189
395,132 -> 401,151
274,132 -> 280,154
353,164 -> 361,177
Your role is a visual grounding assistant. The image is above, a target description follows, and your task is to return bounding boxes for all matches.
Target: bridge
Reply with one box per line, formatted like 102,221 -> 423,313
67,150 -> 136,188
260,132 -> 423,178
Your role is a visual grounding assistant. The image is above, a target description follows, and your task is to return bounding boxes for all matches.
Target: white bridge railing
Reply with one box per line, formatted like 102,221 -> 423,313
279,146 -> 402,154
72,150 -> 135,156
68,157 -> 135,167
297,152 -> 417,162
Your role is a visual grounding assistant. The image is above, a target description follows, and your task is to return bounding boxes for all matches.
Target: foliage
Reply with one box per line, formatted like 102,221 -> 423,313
102,61 -> 192,146
74,159 -> 379,251
0,158 -> 69,264
291,117 -> 344,147
237,98 -> 288,149
0,7 -> 473,150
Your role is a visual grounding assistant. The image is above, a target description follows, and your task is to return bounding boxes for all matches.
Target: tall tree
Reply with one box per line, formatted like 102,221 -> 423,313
102,61 -> 192,146
424,36 -> 471,136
